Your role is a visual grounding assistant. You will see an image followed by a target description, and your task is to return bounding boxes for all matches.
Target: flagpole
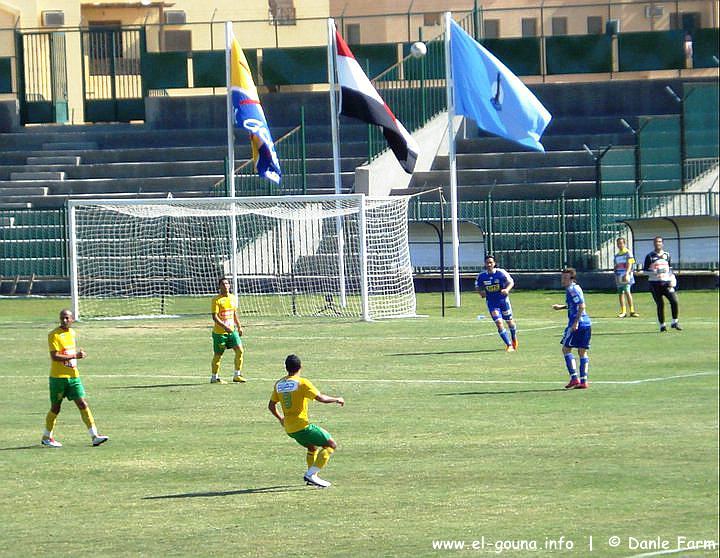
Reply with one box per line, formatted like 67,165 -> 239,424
444,12 -> 461,307
327,17 -> 347,308
225,21 -> 239,296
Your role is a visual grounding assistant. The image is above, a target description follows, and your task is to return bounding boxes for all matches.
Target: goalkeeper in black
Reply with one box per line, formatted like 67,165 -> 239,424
643,236 -> 681,332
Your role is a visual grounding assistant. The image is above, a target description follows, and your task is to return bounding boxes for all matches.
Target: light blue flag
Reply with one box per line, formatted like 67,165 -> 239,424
449,19 -> 551,151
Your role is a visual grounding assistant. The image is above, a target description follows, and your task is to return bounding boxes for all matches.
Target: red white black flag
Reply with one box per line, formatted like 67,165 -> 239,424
333,30 -> 419,174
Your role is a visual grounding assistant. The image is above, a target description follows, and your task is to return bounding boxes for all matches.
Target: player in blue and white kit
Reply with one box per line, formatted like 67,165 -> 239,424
475,255 -> 518,352
552,268 -> 591,389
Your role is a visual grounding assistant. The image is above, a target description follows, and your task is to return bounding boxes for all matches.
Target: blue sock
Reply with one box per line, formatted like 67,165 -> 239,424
564,353 -> 577,378
509,326 -> 517,341
579,357 -> 589,383
499,329 -> 511,346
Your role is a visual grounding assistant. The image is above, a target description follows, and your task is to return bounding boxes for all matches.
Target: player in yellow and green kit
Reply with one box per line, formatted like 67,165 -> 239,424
268,354 -> 344,488
210,277 -> 245,384
41,309 -> 109,448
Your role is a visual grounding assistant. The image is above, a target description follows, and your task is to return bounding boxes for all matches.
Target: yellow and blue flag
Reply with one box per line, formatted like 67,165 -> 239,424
449,19 -> 551,151
230,35 -> 281,183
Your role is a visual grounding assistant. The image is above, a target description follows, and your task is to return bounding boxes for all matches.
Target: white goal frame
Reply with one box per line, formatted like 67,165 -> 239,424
67,194 -> 416,321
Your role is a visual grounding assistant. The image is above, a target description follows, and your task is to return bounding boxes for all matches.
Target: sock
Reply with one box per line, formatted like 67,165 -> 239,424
88,425 -> 98,438
629,304 -> 635,313
44,411 -> 58,438
564,353 -> 577,378
498,328 -> 511,346
660,322 -> 666,328
306,465 -> 320,476
211,353 -> 222,375
315,447 -> 335,470
79,406 -> 95,429
672,318 -> 678,325
509,326 -> 517,341
234,348 -> 244,373
620,304 -> 626,313
306,448 -> 319,468
579,357 -> 589,383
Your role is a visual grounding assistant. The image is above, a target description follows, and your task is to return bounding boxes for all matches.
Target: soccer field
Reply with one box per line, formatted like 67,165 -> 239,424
1,290 -> 718,558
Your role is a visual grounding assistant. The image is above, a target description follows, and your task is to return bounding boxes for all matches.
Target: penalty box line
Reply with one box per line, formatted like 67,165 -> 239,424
83,371 -> 717,385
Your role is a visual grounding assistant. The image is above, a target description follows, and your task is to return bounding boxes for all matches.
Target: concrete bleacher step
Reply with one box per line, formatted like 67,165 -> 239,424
10,171 -> 65,181
26,156 -> 81,166
0,202 -> 33,209
433,151 -> 593,170
42,141 -> 98,151
0,187 -> 48,196
395,181 -> 597,201
412,166 -> 596,187
0,191 -> 213,209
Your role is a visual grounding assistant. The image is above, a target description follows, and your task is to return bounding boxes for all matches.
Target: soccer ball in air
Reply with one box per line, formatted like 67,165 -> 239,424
410,42 -> 427,58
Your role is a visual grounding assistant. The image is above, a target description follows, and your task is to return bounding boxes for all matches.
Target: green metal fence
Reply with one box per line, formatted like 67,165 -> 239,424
408,192 -> 718,272
0,208 -> 67,277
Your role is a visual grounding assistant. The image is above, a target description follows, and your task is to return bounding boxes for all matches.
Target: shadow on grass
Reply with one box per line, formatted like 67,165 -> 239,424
389,349 -> 499,356
143,485 -> 304,500
0,444 -> 42,451
109,383 -> 203,390
437,388 -> 567,396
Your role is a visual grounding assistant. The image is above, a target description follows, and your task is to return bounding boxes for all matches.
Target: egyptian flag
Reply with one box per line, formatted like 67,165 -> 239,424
229,30 -> 281,183
334,30 -> 419,174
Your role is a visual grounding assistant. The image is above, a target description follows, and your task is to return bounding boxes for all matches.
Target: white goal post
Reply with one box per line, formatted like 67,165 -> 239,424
67,195 -> 416,321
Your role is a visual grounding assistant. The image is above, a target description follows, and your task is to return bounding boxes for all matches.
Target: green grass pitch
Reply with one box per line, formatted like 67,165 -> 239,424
1,290 -> 718,557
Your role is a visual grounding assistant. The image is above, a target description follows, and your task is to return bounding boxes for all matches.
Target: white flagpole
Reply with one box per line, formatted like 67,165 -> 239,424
444,12 -> 461,307
225,21 -> 239,296
327,17 -> 347,308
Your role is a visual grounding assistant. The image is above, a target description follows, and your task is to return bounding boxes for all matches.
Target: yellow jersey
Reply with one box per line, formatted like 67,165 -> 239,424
48,326 -> 80,379
270,375 -> 320,434
211,294 -> 238,334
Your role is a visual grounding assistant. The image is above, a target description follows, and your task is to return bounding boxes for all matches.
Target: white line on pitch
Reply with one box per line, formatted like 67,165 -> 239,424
626,545 -> 717,558
51,371 -> 717,385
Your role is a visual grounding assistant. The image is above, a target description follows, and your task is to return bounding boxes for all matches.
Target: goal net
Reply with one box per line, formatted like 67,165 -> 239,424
68,195 -> 416,321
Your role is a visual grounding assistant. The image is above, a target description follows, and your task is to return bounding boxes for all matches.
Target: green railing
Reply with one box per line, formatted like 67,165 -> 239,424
408,192 -> 718,272
0,208 -> 67,277
213,107 -> 308,197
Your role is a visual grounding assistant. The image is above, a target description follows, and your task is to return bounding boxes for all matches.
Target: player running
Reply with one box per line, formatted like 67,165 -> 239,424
552,268 -> 591,390
210,277 -> 246,384
475,255 -> 518,352
268,355 -> 344,488
41,309 -> 109,448
613,237 -> 639,318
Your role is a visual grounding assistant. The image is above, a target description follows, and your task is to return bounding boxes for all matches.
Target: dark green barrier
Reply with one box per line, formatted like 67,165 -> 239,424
0,57 -> 11,94
481,37 -> 541,76
142,52 -> 188,89
191,49 -> 258,88
546,35 -> 612,75
618,31 -> 685,72
262,47 -> 326,86
402,41 -> 445,80
691,28 -> 719,69
350,44 -> 397,79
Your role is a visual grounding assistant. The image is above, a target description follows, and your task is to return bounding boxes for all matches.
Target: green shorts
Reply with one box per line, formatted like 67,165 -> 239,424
287,424 -> 332,447
616,283 -> 632,294
49,377 -> 86,403
212,331 -> 242,353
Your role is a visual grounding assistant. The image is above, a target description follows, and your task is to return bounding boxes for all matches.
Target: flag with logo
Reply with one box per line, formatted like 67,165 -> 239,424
229,31 -> 281,183
449,19 -> 551,151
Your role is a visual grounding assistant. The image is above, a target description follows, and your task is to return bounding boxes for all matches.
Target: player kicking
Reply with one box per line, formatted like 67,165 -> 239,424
210,277 -> 245,384
475,255 -> 518,352
268,355 -> 344,488
552,268 -> 591,389
42,309 -> 109,447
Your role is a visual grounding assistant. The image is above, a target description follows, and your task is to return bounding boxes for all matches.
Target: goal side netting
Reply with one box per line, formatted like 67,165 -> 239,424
68,195 -> 416,321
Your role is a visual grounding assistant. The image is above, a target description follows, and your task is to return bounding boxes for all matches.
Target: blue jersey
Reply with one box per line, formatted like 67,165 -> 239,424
475,268 -> 512,304
566,283 -> 591,327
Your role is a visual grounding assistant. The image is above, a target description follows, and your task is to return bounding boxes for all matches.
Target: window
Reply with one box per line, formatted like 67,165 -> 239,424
587,16 -> 603,35
551,17 -> 568,36
268,0 -> 296,25
87,22 -> 123,76
346,24 -> 361,45
521,18 -> 537,37
483,19 -> 500,39
423,12 -> 441,27
670,12 -> 702,31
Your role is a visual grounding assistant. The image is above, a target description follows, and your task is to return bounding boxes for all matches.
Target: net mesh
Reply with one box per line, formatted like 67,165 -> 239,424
70,196 -> 416,320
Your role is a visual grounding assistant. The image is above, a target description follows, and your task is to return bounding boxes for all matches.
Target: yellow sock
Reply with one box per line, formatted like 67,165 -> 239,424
79,406 -> 95,429
45,411 -> 58,435
211,353 -> 222,374
306,449 -> 319,468
234,348 -> 244,372
630,304 -> 635,313
315,447 -> 335,469
620,305 -> 626,313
